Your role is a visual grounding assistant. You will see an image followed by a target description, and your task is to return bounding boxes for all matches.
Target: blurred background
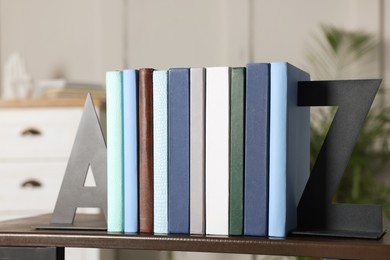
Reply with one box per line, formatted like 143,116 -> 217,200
2,0 -> 388,95
0,0 -> 389,260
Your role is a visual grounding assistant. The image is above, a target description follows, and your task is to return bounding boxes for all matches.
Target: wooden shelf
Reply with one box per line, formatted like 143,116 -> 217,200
0,214 -> 388,259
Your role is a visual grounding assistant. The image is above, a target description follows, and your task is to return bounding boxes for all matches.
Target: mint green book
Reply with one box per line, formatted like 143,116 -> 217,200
106,71 -> 124,232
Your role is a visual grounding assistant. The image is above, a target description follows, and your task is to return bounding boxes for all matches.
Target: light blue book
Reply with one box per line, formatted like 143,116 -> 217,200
106,71 -> 124,232
153,70 -> 168,234
123,69 -> 138,233
268,62 -> 310,237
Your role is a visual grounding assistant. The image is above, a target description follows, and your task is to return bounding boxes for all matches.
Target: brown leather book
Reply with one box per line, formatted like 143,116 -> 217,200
138,68 -> 154,233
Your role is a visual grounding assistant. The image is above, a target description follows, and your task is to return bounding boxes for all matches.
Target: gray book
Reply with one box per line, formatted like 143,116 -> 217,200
190,68 -> 206,235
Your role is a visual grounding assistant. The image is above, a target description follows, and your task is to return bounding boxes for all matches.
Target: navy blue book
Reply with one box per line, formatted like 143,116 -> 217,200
244,63 -> 270,236
168,68 -> 190,234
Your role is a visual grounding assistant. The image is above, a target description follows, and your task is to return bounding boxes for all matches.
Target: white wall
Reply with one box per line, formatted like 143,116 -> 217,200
0,0 -> 104,84
1,0 -> 386,95
126,0 -> 227,69
251,0 -> 381,74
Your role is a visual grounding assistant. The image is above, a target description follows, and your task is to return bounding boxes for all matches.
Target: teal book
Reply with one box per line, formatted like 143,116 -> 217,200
268,62 -> 310,237
229,67 -> 245,235
123,69 -> 138,233
153,70 -> 168,234
106,71 -> 124,232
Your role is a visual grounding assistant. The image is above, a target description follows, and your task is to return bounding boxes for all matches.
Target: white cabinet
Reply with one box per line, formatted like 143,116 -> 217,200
0,161 -> 66,220
0,98 -> 107,260
0,106 -> 85,221
0,108 -> 82,159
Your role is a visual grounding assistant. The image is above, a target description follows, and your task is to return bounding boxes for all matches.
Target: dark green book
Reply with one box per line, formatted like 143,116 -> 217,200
229,67 -> 245,235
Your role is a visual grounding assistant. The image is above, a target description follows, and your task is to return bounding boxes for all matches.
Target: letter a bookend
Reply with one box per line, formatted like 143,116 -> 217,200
293,80 -> 385,239
35,94 -> 107,231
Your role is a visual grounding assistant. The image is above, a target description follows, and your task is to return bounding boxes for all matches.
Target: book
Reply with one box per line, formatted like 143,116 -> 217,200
244,63 -> 270,236
229,67 -> 245,236
106,71 -> 124,232
153,70 -> 168,234
268,62 -> 310,237
190,68 -> 206,235
168,68 -> 190,234
205,67 -> 230,236
138,68 -> 154,233
123,69 -> 138,233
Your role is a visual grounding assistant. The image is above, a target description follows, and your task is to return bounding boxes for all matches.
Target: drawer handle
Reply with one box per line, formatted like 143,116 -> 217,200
21,127 -> 42,136
21,179 -> 42,188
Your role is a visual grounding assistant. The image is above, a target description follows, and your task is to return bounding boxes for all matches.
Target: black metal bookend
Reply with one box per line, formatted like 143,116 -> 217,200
34,94 -> 107,231
293,80 -> 385,239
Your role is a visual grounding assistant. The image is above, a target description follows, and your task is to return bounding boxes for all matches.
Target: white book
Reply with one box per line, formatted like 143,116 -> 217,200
205,67 -> 230,235
190,68 -> 206,235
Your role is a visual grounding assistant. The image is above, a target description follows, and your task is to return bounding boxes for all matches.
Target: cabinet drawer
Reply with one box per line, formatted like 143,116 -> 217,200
0,108 -> 82,159
0,162 -> 66,212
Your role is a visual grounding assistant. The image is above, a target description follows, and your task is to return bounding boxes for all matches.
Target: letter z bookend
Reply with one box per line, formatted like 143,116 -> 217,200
293,80 -> 385,239
35,94 -> 107,231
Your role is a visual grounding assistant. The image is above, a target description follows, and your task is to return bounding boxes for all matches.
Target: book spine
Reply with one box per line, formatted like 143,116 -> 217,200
168,68 -> 190,234
269,62 -> 288,237
123,69 -> 138,233
244,63 -> 270,236
190,68 -> 206,235
205,67 -> 230,236
138,68 -> 154,233
268,62 -> 310,237
106,71 -> 124,232
229,67 -> 245,236
153,70 -> 168,234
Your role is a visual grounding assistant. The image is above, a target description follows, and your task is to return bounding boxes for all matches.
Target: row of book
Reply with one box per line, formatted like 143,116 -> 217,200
106,62 -> 310,237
